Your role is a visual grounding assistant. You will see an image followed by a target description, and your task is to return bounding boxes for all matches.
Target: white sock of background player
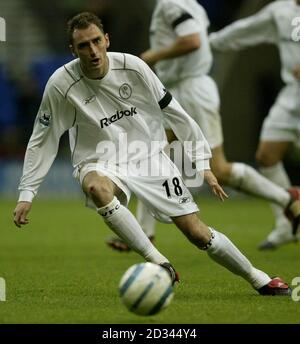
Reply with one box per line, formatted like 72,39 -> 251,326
229,162 -> 291,208
136,200 -> 156,238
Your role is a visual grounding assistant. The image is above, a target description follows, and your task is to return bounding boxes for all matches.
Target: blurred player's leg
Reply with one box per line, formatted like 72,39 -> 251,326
211,146 -> 291,207
229,162 -> 290,205
257,141 -> 296,249
260,163 -> 292,248
136,199 -> 156,239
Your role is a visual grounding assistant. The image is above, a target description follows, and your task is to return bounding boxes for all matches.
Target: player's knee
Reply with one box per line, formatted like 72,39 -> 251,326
212,164 -> 231,185
85,180 -> 114,205
256,149 -> 278,168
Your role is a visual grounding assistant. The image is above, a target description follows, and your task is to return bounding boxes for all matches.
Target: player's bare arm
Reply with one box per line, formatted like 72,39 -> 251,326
293,66 -> 300,79
13,201 -> 31,228
140,33 -> 200,67
204,170 -> 228,202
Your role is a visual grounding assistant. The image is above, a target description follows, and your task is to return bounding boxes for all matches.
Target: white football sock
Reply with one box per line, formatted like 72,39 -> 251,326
266,225 -> 296,245
260,162 -> 292,229
98,197 -> 168,264
136,200 -> 156,238
229,163 -> 290,207
206,228 -> 271,289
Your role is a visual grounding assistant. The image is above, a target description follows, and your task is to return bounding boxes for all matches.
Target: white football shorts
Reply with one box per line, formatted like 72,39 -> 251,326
167,75 -> 223,149
74,151 -> 199,220
260,83 -> 300,146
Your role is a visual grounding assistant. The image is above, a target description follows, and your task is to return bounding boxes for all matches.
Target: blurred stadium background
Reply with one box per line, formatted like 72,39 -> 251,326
0,0 -> 299,199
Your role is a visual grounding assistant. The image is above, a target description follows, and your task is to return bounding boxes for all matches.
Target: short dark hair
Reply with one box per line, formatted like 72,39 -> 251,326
67,12 -> 105,45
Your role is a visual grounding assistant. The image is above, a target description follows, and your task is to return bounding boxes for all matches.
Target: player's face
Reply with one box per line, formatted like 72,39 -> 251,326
70,24 -> 110,79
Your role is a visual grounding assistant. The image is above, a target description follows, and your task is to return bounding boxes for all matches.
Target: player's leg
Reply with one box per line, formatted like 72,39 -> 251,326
107,199 -> 156,252
81,170 -> 168,264
136,200 -> 156,239
255,98 -> 299,249
211,144 -> 300,235
211,145 -> 291,207
172,213 -> 291,295
256,140 -> 296,249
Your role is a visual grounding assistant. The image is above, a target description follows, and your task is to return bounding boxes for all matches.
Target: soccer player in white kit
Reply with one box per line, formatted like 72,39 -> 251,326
13,12 -> 292,295
210,0 -> 300,249
107,0 -> 300,252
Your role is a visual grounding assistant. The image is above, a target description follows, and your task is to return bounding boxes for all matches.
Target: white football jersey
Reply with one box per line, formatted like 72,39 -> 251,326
150,0 -> 213,86
209,0 -> 300,84
18,52 -> 211,201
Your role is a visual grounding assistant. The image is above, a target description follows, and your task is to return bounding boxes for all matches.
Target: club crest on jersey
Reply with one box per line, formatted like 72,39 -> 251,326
39,113 -> 51,127
119,83 -> 132,99
100,107 -> 137,128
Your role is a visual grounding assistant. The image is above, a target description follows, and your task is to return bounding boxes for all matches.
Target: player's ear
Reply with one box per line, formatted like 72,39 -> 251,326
69,44 -> 77,58
105,33 -> 110,49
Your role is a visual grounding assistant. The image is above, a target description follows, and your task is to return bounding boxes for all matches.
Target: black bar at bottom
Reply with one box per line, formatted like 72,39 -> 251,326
0,324 -> 299,343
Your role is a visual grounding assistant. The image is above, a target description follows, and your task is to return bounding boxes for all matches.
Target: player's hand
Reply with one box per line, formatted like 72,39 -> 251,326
13,201 -> 32,228
204,170 -> 228,202
293,66 -> 300,79
140,50 -> 158,67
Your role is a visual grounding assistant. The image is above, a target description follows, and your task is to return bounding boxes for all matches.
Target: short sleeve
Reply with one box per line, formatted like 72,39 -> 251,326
162,1 -> 200,36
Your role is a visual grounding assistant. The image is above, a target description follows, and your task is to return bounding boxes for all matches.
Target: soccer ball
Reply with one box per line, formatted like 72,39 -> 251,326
119,262 -> 174,316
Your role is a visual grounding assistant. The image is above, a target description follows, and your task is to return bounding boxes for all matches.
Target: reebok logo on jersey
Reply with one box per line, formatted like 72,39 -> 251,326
179,197 -> 190,204
84,95 -> 96,104
100,107 -> 137,128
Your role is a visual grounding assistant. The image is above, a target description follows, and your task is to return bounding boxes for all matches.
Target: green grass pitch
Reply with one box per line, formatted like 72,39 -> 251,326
0,197 -> 299,324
